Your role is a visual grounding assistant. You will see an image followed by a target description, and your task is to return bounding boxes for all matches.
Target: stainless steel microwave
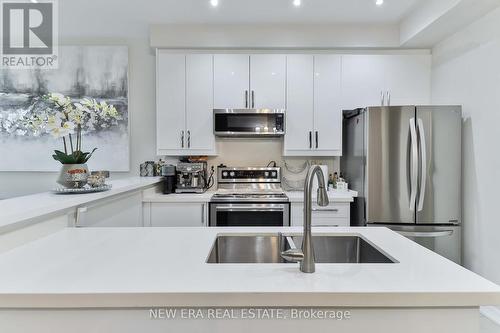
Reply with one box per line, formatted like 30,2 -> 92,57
213,109 -> 285,137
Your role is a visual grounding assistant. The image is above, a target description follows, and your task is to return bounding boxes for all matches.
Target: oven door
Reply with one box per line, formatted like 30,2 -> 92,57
213,109 -> 285,137
209,203 -> 290,227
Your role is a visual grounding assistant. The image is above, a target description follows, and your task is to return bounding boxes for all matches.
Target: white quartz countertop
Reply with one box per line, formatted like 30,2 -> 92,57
285,190 -> 358,203
0,226 -> 498,309
0,177 -> 162,233
142,190 -> 357,203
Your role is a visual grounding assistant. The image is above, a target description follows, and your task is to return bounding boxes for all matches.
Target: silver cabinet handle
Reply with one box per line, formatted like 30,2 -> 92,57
397,230 -> 453,238
387,91 -> 391,106
187,130 -> 191,148
75,206 -> 88,227
201,204 -> 205,226
408,118 -> 418,211
251,90 -> 255,108
312,208 -> 339,212
417,118 -> 427,212
381,91 -> 385,106
309,131 -> 312,149
245,90 -> 249,108
315,131 -> 319,149
181,130 -> 185,148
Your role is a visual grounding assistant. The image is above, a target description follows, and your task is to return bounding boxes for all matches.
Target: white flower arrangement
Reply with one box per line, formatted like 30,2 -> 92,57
41,93 -> 121,164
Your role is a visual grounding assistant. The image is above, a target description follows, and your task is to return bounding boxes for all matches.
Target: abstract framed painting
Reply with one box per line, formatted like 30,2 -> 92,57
0,46 -> 129,172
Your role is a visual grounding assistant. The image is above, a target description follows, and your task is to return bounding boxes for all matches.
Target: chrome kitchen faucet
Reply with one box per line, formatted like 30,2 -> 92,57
281,165 -> 329,273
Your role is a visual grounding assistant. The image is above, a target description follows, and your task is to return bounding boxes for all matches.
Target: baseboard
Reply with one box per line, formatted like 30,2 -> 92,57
481,306 -> 500,325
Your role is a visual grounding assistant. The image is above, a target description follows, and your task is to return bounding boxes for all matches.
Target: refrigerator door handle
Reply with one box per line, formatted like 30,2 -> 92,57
409,118 -> 418,211
417,118 -> 427,212
397,230 -> 454,238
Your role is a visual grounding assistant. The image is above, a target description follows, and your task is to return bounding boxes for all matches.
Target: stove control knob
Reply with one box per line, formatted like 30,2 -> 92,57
271,171 -> 277,178
230,171 -> 235,177
265,172 -> 269,177
222,171 -> 228,177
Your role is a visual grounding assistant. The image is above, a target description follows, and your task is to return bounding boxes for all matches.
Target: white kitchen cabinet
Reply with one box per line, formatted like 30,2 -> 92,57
214,54 -> 286,109
313,55 -> 343,153
145,202 -> 208,227
156,53 -> 185,152
186,54 -> 215,151
284,55 -> 342,156
249,54 -> 286,109
156,51 -> 216,156
291,202 -> 350,227
214,54 -> 249,109
285,55 -> 314,151
341,54 -> 431,110
76,192 -> 144,228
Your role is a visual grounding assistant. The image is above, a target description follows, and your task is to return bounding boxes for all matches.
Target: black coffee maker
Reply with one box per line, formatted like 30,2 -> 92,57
161,165 -> 177,194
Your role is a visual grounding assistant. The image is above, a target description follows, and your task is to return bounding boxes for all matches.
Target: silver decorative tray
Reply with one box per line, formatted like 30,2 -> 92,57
53,184 -> 112,194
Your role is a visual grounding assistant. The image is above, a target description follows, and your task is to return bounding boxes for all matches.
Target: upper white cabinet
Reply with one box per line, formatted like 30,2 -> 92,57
285,55 -> 314,151
214,54 -> 249,109
284,55 -> 342,156
313,55 -> 343,154
342,54 -> 431,109
213,54 -> 286,109
157,51 -> 216,156
249,55 -> 286,109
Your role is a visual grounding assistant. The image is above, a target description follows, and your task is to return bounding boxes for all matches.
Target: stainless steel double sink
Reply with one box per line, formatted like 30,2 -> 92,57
206,234 -> 396,264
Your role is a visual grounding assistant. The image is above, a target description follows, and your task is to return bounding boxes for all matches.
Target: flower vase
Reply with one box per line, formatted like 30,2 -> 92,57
57,164 -> 89,188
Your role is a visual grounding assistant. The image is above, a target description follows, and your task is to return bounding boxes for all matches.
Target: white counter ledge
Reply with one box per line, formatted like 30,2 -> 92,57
0,226 -> 498,309
0,177 -> 162,233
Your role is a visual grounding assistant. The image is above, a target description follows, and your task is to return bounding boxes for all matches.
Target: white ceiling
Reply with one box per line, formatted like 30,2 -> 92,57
61,0 -> 421,24
60,0 -> 421,38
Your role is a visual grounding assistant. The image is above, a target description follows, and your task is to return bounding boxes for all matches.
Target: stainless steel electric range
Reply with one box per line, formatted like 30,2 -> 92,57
209,167 -> 290,227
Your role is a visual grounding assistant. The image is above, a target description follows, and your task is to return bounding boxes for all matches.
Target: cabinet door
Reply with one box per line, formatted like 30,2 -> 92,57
284,55 -> 314,153
150,202 -> 207,227
250,54 -> 286,109
186,54 -> 216,153
314,55 -> 343,155
157,52 -> 186,153
384,55 -> 431,106
341,55 -> 387,110
291,202 -> 350,227
77,192 -> 144,227
214,54 -> 249,109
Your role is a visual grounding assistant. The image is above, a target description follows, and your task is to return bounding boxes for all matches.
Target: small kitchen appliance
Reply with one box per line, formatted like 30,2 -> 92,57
161,165 -> 177,194
209,167 -> 290,227
176,162 -> 208,194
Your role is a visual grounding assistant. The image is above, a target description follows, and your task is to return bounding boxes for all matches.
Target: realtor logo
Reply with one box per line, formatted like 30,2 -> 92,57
1,0 -> 58,69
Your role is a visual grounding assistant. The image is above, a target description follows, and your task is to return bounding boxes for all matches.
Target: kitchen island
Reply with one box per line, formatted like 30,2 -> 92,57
0,226 -> 499,332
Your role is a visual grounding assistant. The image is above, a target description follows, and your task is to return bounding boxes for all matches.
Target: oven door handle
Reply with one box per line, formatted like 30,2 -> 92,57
214,205 -> 286,212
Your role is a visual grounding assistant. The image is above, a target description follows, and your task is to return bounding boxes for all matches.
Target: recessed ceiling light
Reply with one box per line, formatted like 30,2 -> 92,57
376,0 -> 384,6
210,0 -> 219,7
293,0 -> 301,7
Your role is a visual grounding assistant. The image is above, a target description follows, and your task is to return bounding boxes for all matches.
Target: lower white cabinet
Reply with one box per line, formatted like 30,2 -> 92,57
76,192 -> 144,228
145,202 -> 208,227
290,202 -> 350,227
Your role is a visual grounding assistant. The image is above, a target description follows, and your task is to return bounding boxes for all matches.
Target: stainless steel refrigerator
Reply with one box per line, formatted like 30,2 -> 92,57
342,106 -> 462,263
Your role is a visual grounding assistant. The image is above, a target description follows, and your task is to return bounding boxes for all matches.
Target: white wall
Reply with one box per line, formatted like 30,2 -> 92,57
431,7 -> 500,284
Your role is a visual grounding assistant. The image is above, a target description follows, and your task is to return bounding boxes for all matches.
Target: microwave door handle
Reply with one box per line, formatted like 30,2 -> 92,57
417,118 -> 427,212
408,118 -> 418,211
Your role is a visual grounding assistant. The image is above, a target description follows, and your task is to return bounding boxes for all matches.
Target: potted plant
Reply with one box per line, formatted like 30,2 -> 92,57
44,93 -> 119,188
